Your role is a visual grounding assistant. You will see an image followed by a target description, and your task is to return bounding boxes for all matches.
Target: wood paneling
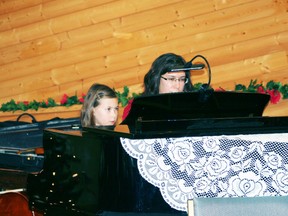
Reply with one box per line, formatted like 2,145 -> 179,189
0,0 -> 287,120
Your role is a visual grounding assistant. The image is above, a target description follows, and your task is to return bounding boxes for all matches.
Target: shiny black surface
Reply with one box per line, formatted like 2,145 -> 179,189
129,116 -> 288,138
121,91 -> 270,133
27,128 -> 183,215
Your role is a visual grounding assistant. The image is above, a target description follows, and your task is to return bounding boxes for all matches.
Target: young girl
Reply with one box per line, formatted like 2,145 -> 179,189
81,83 -> 119,127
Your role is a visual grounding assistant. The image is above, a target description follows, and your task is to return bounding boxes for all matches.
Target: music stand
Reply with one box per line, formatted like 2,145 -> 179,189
121,91 -> 270,133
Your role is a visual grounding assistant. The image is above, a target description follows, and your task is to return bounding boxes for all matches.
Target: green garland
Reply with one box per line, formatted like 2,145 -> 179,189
0,94 -> 84,112
0,80 -> 287,113
235,80 -> 288,104
116,79 -> 288,106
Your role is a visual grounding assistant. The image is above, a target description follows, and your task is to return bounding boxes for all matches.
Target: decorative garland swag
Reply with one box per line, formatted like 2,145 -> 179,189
0,80 -> 287,112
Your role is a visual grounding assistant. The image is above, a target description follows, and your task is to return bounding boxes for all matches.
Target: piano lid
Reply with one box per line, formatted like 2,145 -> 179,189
120,91 -> 270,130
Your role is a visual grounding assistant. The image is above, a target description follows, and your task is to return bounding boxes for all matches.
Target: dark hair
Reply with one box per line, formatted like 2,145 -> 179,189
143,53 -> 193,96
81,83 -> 117,127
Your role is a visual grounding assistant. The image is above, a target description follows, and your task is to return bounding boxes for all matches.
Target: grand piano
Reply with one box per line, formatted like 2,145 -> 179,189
26,91 -> 288,216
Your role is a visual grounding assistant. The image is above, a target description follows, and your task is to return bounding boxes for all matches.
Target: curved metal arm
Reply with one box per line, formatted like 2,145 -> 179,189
189,54 -> 211,89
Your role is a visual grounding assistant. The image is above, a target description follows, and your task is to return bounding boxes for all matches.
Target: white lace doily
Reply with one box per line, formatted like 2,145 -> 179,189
120,133 -> 288,212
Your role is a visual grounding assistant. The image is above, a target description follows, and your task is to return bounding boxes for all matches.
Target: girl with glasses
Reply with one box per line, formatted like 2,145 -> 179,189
123,53 -> 193,120
143,53 -> 193,95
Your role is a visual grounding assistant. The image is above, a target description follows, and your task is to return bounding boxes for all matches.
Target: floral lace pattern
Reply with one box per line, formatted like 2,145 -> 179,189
120,133 -> 288,212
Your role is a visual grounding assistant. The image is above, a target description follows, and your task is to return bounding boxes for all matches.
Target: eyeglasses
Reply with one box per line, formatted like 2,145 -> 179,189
161,76 -> 188,84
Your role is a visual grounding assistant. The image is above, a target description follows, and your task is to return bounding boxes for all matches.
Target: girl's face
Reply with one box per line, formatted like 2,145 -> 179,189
92,97 -> 119,126
159,71 -> 187,94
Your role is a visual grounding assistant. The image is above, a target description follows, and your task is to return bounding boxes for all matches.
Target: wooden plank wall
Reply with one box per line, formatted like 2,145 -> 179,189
0,0 -> 287,120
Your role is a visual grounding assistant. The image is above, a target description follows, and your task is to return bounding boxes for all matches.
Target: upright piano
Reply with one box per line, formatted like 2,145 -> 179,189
26,91 -> 288,215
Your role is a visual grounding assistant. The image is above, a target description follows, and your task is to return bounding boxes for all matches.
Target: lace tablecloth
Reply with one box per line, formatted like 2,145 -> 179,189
120,133 -> 288,212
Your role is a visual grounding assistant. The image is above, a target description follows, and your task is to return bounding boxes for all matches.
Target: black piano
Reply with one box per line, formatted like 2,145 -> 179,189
26,91 -> 288,215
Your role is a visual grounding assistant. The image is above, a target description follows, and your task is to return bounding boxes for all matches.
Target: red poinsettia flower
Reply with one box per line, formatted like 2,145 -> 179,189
257,86 -> 266,94
215,87 -> 226,92
266,89 -> 281,104
78,93 -> 85,103
17,101 -> 29,105
79,97 -> 84,103
60,94 -> 69,105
